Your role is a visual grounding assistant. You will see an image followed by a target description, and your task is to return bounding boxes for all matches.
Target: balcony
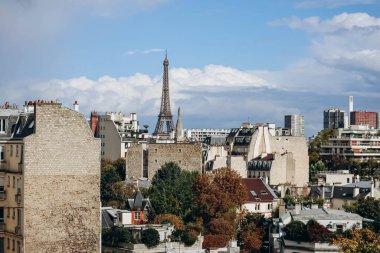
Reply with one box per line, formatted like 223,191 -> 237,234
0,190 -> 6,201
15,225 -> 21,235
0,222 -> 4,232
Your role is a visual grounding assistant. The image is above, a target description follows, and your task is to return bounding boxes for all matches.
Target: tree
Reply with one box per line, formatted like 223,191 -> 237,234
284,221 -> 308,242
208,218 -> 236,238
193,167 -> 247,223
306,220 -> 331,242
141,228 -> 160,248
332,228 -> 380,253
343,197 -> 380,232
102,226 -> 132,247
154,214 -> 185,230
202,235 -> 230,249
148,162 -> 199,222
309,129 -> 338,164
101,164 -> 121,205
237,213 -> 265,253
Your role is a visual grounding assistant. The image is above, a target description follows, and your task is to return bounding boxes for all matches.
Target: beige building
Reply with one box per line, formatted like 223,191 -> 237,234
90,112 -> 149,161
126,142 -> 202,179
0,101 -> 100,252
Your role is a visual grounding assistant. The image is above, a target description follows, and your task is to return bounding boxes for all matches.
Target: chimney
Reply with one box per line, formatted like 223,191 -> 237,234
294,203 -> 302,215
375,178 -> 380,189
73,101 -> 79,111
353,185 -> 360,197
90,111 -> 98,136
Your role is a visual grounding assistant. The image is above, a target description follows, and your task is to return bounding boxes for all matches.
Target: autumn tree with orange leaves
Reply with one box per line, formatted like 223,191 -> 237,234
332,228 -> 380,253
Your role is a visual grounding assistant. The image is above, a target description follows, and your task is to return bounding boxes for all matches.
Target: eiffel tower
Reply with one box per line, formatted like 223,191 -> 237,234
153,52 -> 175,138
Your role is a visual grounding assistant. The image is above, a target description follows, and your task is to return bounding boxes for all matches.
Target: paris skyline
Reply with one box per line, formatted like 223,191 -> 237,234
1,0 -> 380,137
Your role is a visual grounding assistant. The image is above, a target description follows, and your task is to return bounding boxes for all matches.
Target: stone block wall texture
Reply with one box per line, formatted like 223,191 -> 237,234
23,104 -> 101,253
125,143 -> 143,178
148,143 -> 202,179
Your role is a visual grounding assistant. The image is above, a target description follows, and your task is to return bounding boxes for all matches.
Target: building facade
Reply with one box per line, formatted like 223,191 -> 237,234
350,111 -> 377,129
324,109 -> 346,129
284,114 -> 304,136
320,125 -> 380,161
183,128 -> 231,142
0,101 -> 100,252
91,112 -> 148,161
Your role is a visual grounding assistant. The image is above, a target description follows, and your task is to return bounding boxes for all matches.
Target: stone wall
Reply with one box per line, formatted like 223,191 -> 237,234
23,103 -> 100,252
147,143 -> 202,179
126,143 -> 143,179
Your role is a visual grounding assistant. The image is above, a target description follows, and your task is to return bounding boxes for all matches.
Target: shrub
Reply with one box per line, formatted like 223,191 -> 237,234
307,220 -> 332,242
202,234 -> 230,249
284,221 -> 307,241
182,230 -> 198,246
141,228 -> 160,248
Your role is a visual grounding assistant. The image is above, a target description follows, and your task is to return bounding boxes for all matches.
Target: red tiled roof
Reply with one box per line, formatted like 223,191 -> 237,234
243,178 -> 277,202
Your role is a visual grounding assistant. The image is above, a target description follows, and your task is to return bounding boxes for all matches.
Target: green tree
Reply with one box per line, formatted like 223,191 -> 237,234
309,128 -> 338,164
102,226 -> 132,247
141,228 -> 160,248
343,197 -> 380,232
147,162 -> 199,222
101,164 -> 121,205
284,221 -> 308,242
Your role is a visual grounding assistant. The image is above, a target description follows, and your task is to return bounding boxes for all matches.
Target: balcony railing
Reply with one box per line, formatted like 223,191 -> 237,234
0,190 -> 6,201
15,226 -> 21,235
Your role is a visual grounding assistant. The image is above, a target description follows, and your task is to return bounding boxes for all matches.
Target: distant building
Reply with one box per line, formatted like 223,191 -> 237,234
350,111 -> 377,129
1,101 -> 100,252
91,111 -> 148,161
242,178 -> 279,217
324,109 -> 346,129
284,114 -> 304,136
320,125 -> 380,161
183,128 -> 230,142
0,102 -> 19,162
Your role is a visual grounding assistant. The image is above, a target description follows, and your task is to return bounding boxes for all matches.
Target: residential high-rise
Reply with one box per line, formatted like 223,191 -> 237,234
0,101 -> 100,252
323,109 -> 345,129
284,114 -> 304,136
350,111 -> 377,129
153,53 -> 175,139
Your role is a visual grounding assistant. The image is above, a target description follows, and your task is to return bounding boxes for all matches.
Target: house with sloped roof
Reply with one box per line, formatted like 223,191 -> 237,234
125,190 -> 152,225
242,178 -> 279,217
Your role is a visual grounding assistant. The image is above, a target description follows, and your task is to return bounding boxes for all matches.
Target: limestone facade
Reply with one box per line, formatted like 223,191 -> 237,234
126,143 -> 202,179
0,102 -> 101,253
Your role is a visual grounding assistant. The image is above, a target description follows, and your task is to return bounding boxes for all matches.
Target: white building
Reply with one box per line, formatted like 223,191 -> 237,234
183,128 -> 230,142
91,112 -> 149,160
284,114 -> 304,136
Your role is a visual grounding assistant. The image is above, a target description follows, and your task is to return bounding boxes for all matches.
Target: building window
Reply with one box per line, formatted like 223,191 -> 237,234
0,177 -> 4,192
178,149 -> 182,153
0,119 -> 6,133
0,207 -> 4,223
347,178 -> 350,183
12,239 -> 14,251
7,207 -> 9,218
134,212 -> 140,220
7,176 -> 10,187
268,203 -> 272,210
10,145 -> 13,157
12,208 -> 15,219
0,145 -> 4,160
13,176 -> 15,188
16,145 -> 19,157
7,238 -> 9,249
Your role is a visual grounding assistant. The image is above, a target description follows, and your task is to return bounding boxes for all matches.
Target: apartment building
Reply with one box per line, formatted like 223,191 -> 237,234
350,111 -> 377,129
90,112 -> 148,161
284,114 -> 304,136
324,109 -> 346,129
0,101 -> 100,252
320,125 -> 380,161
183,128 -> 231,142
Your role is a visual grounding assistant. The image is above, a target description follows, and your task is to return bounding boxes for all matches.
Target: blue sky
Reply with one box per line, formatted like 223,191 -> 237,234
1,0 -> 380,137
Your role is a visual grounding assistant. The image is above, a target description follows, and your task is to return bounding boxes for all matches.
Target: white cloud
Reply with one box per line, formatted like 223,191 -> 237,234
125,48 -> 165,56
286,12 -> 380,33
295,0 -> 374,9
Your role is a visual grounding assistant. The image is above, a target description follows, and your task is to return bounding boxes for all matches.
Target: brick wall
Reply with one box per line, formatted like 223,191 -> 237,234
23,103 -> 100,252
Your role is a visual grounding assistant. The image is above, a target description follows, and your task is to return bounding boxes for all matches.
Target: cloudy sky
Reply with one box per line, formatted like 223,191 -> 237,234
1,0 -> 380,137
